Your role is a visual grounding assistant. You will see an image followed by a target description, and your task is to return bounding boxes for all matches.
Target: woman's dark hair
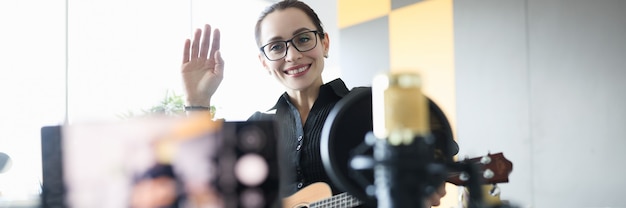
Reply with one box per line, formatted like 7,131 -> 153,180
254,0 -> 326,47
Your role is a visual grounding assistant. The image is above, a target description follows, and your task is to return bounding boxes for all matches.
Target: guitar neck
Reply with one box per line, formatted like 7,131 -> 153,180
309,192 -> 362,208
446,152 -> 513,186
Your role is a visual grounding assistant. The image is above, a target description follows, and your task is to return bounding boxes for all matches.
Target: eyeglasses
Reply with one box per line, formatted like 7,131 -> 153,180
260,31 -> 319,61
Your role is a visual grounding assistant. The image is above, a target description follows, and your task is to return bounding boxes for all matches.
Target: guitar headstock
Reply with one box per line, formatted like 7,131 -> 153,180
447,152 -> 513,186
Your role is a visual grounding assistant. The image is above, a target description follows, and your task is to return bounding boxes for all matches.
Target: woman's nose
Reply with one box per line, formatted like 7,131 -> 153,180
283,43 -> 302,62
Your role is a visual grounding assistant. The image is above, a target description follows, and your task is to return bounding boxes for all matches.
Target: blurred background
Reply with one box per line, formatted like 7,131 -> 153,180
1,0 -> 625,207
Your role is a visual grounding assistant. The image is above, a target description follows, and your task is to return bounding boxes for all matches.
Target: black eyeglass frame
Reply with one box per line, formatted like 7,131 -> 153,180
259,30 -> 320,61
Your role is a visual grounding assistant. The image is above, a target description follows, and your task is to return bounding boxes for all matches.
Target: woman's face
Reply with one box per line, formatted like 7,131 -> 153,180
258,8 -> 329,92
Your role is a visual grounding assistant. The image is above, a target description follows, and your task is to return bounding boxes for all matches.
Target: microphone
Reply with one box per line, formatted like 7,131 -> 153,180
370,71 -> 443,208
372,72 -> 430,144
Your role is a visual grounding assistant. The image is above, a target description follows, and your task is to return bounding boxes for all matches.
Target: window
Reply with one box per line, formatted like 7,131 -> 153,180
68,0 -> 280,122
0,0 -> 277,202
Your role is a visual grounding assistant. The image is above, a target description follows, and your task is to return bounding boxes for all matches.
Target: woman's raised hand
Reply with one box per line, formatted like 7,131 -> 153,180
181,24 -> 224,107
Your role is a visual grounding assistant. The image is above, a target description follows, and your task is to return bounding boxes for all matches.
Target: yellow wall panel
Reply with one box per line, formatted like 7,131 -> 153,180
338,0 -> 390,28
389,0 -> 455,128
388,1 -> 458,207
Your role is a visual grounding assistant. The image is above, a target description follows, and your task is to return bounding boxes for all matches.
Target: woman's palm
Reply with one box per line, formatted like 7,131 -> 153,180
181,24 -> 223,106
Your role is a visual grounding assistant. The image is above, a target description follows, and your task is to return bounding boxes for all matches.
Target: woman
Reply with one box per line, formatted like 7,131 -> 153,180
180,0 -> 448,207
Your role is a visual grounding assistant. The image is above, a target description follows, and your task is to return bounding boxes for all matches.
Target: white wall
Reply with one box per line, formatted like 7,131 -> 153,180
454,0 -> 626,207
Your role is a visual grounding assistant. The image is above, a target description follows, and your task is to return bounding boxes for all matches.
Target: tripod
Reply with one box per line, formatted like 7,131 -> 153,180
350,132 -> 516,208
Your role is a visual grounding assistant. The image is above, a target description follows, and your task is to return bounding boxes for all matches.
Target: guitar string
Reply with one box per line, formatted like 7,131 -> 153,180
309,171 -> 486,207
311,192 -> 361,208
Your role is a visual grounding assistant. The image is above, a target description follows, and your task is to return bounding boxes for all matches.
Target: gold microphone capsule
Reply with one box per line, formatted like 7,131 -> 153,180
372,72 -> 429,145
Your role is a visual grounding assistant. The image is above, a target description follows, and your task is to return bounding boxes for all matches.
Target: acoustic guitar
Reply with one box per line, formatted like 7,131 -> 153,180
282,152 -> 513,208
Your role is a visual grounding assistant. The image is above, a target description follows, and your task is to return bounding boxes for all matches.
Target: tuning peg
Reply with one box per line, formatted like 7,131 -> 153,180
459,172 -> 469,182
489,184 -> 501,196
483,169 -> 494,179
480,155 -> 492,164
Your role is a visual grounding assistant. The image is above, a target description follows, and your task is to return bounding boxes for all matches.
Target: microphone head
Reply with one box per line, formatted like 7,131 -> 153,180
372,72 -> 429,145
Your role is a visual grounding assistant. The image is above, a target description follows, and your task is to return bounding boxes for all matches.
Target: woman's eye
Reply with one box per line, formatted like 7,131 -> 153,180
297,37 -> 311,43
269,43 -> 284,52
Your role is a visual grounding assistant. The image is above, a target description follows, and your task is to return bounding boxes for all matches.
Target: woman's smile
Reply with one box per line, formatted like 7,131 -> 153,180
284,64 -> 310,77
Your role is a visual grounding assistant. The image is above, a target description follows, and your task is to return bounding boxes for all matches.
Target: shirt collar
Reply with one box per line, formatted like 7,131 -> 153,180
267,78 -> 349,112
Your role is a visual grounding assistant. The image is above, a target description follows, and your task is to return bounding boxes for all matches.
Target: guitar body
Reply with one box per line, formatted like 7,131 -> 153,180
282,182 -> 333,208
281,153 -> 512,208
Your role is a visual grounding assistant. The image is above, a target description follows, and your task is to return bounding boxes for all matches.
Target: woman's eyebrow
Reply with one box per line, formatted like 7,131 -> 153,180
266,28 -> 314,43
291,27 -> 313,36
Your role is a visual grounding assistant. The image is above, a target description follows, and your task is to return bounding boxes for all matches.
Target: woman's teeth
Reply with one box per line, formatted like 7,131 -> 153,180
286,66 -> 307,75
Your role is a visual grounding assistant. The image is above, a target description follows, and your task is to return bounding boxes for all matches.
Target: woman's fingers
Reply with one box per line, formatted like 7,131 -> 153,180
190,28 -> 202,59
214,50 -> 224,75
186,24 -> 218,62
182,39 -> 191,64
208,28 -> 220,62
182,24 -> 221,75
199,24 -> 212,59
428,184 -> 447,206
